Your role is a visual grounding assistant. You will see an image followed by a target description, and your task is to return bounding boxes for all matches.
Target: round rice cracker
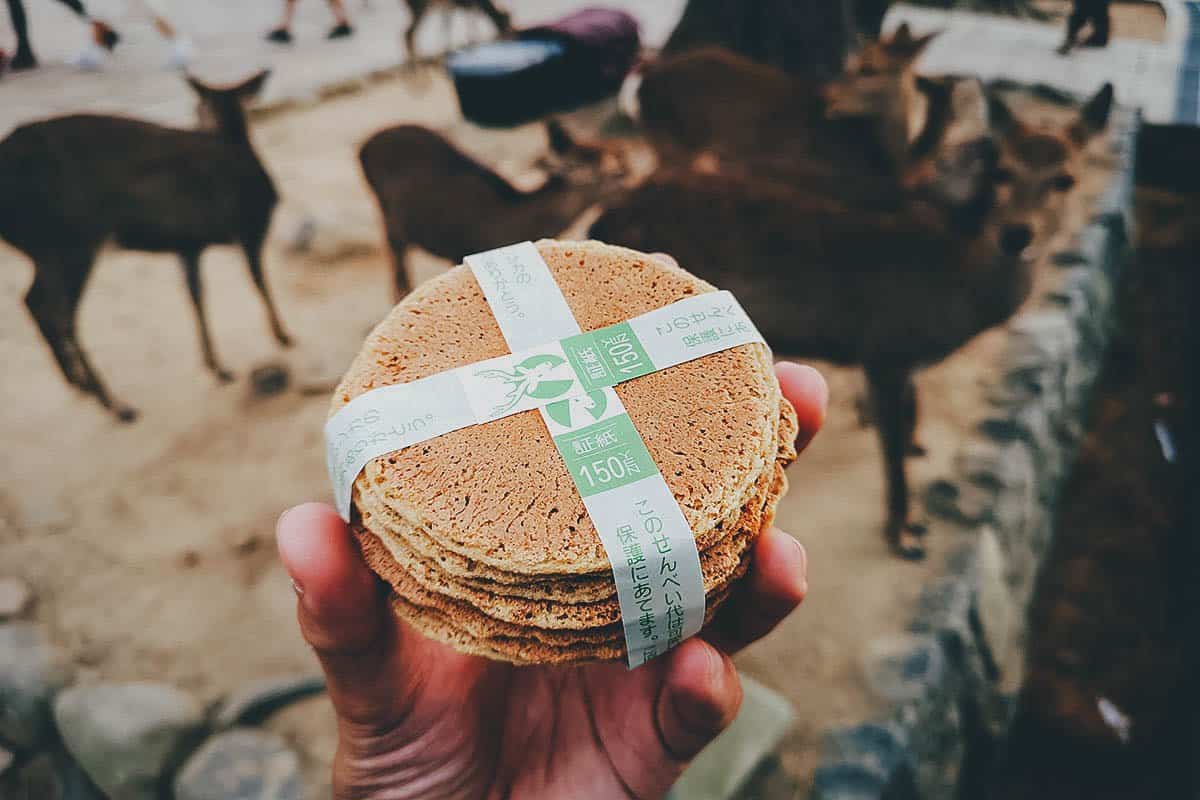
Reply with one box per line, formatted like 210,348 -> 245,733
387,564 -> 746,665
352,400 -> 798,599
355,462 -> 786,631
356,421 -> 789,606
335,239 -> 789,576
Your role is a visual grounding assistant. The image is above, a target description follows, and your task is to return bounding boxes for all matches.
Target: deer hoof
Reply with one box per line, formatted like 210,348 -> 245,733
906,521 -> 929,537
276,332 -> 295,348
894,542 -> 926,561
906,442 -> 928,457
215,368 -> 236,384
114,405 -> 139,423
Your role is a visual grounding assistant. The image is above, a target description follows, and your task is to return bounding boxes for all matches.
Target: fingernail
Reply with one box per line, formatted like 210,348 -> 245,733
276,505 -> 298,534
793,539 -> 808,581
290,578 -> 305,597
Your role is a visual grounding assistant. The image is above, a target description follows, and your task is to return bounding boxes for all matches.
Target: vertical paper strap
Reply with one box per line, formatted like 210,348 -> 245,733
466,243 -> 706,667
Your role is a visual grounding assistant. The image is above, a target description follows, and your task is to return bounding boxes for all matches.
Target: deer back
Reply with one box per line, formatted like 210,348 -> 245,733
0,113 -> 275,255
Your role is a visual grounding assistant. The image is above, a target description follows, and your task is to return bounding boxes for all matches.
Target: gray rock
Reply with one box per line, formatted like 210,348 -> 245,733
822,723 -> 911,783
211,674 -> 325,730
174,729 -> 303,800
860,634 -> 946,705
0,577 -> 33,619
0,623 -> 75,749
810,763 -> 909,800
54,682 -> 205,800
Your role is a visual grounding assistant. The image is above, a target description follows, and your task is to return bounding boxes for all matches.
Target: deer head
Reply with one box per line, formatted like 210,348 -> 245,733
536,118 -> 631,187
823,26 -> 940,167
843,23 -> 939,79
187,70 -> 271,141
986,82 -> 1114,254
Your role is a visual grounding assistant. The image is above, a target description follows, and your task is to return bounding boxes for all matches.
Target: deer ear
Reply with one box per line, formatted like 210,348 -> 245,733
892,23 -> 913,45
909,32 -> 939,58
234,70 -> 271,99
1069,82 -> 1114,143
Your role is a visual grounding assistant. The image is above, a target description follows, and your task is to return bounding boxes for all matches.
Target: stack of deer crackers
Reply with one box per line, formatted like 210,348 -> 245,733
332,241 -> 797,664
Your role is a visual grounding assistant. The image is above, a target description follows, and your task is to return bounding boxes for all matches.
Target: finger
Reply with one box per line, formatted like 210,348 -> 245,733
276,502 -> 406,725
774,362 -> 828,453
655,638 -> 742,761
704,526 -> 807,654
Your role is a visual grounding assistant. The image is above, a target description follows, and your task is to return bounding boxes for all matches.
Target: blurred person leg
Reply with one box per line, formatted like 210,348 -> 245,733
325,0 -> 352,39
6,0 -> 36,69
267,0 -> 351,43
52,0 -> 120,51
1080,0 -> 1110,47
1057,0 -> 1088,54
131,0 -> 192,67
266,0 -> 297,43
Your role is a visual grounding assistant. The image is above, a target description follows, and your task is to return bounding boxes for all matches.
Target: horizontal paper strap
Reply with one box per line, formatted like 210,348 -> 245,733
326,288 -> 764,520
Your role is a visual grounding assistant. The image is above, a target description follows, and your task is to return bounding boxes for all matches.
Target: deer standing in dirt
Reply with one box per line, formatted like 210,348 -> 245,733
635,25 -> 938,190
590,84 -> 1114,559
359,118 -> 628,298
0,71 -> 290,422
400,0 -> 511,60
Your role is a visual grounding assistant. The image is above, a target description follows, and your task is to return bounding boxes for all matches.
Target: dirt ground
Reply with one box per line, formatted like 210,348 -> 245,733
0,67 -> 1123,795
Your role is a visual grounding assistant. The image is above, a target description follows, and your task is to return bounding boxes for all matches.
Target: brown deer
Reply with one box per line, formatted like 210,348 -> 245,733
0,71 -> 290,423
635,25 -> 938,187
359,118 -> 628,298
401,0 -> 511,60
590,83 -> 1114,559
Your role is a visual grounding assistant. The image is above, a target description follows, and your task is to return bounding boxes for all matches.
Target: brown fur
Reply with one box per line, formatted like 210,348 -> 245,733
590,84 -> 1114,558
358,120 -> 629,298
0,71 -> 288,422
636,26 -> 937,196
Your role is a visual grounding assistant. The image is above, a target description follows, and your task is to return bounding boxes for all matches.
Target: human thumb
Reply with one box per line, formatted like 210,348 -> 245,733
275,502 -> 404,725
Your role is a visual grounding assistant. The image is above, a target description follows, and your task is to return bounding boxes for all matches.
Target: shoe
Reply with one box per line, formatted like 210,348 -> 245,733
93,21 -> 120,51
327,23 -> 353,39
11,47 -> 36,70
1080,34 -> 1108,48
1056,40 -> 1073,56
266,27 -> 293,44
165,37 -> 193,69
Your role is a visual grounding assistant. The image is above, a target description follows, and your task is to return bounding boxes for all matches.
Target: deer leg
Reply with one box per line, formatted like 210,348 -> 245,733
388,237 -> 412,302
903,374 -> 927,457
25,272 -> 88,389
866,363 -> 924,560
180,250 -> 234,383
241,238 -> 294,348
50,250 -> 138,422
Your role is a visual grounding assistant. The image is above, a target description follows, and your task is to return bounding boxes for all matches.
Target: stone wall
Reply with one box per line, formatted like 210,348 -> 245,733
809,106 -> 1141,800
